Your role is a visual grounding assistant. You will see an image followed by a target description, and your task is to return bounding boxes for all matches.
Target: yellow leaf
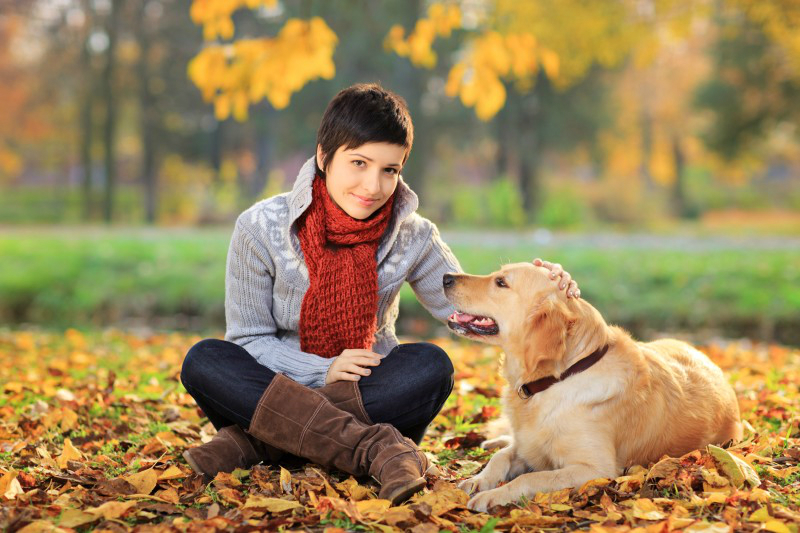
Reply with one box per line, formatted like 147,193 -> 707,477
157,465 -> 186,481
4,382 -> 24,393
85,500 -> 137,520
156,487 -> 180,504
410,488 -> 468,515
0,470 -> 23,500
764,520 -> 792,533
15,520 -> 62,533
336,476 -> 374,501
280,466 -> 292,494
355,498 -> 391,520
701,492 -> 729,504
56,508 -> 98,528
748,507 -> 771,522
243,495 -> 302,513
56,438 -> 83,469
60,408 -> 79,432
124,468 -> 159,495
683,521 -> 733,533
631,498 -> 666,521
707,444 -> 760,488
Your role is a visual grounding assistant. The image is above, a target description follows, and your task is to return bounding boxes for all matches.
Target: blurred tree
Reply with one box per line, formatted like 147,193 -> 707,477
385,0 -> 703,216
694,5 -> 800,164
0,11 -> 52,184
101,0 -> 121,224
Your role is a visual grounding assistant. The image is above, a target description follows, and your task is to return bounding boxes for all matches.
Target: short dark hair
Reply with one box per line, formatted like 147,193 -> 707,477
315,83 -> 414,176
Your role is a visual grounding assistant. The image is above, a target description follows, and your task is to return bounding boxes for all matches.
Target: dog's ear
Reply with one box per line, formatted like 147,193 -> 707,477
523,296 -> 575,377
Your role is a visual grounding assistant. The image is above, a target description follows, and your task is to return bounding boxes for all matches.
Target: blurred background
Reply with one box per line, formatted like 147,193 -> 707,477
1,0 -> 798,345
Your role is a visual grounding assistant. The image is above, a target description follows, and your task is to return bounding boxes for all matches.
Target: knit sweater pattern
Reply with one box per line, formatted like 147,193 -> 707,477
224,154 -> 464,388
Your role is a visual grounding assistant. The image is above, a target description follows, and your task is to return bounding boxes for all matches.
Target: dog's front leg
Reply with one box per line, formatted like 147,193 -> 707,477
458,444 -> 528,496
467,462 -> 616,512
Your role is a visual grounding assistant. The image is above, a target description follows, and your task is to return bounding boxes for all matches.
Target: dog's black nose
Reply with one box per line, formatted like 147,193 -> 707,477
443,273 -> 455,288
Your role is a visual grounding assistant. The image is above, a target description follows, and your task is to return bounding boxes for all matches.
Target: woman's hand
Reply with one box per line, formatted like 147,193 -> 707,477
325,348 -> 383,384
533,258 -> 581,299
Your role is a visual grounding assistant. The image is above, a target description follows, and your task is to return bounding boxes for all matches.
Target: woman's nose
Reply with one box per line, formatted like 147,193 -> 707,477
363,172 -> 382,195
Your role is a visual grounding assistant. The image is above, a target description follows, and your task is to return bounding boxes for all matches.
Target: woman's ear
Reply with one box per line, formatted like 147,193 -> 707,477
315,144 -> 327,176
523,297 -> 575,378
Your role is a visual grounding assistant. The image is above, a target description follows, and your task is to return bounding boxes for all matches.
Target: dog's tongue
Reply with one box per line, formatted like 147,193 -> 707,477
453,312 -> 477,323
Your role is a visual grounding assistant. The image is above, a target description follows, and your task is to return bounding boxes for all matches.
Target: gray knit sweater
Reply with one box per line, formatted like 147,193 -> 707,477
224,154 -> 463,388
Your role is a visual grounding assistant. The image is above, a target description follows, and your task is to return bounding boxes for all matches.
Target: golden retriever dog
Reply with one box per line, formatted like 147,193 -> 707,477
443,262 -> 742,512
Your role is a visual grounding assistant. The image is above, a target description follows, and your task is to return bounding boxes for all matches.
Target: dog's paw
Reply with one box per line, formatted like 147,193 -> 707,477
467,486 -> 512,513
481,435 -> 512,451
458,475 -> 496,496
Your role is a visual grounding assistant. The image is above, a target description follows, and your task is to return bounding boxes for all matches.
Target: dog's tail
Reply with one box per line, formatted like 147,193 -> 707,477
481,415 -> 512,450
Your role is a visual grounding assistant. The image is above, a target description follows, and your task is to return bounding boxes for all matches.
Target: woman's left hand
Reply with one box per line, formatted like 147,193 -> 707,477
533,258 -> 580,299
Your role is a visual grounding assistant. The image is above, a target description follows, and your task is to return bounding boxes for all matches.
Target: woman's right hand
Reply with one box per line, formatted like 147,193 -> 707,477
325,348 -> 383,384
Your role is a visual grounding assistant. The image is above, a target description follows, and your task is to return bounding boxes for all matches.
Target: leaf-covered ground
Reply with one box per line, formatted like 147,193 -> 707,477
0,329 -> 798,532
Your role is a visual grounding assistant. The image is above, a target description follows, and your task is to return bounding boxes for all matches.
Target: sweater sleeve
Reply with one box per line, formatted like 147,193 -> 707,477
223,217 -> 334,388
406,221 -> 464,325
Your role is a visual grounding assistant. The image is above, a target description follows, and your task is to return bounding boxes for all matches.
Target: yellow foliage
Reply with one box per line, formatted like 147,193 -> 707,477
444,30 -> 560,120
190,0 -> 278,41
732,0 -> 800,73
383,2 -> 461,68
188,17 -> 337,120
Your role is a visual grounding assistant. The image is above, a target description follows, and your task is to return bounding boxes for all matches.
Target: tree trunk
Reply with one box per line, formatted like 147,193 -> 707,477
79,0 -> 94,221
518,88 -> 542,218
102,0 -> 122,224
671,134 -> 688,218
639,107 -> 654,191
253,104 -> 276,198
136,2 -> 157,224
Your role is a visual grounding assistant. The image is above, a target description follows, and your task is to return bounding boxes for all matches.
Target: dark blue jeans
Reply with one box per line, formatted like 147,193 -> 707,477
180,339 -> 454,445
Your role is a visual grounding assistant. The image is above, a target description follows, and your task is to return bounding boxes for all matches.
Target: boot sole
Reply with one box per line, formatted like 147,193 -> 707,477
182,449 -> 212,483
386,476 -> 427,505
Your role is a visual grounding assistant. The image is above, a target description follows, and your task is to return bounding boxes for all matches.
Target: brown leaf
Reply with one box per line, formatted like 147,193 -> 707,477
94,477 -> 137,496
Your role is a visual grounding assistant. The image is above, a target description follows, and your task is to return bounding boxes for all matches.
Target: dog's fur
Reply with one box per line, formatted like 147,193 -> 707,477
444,263 -> 742,512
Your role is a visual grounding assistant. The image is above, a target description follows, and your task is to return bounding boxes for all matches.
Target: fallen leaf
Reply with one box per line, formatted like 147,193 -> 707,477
85,500 -> 138,519
243,495 -> 303,513
156,465 -> 185,481
56,508 -> 98,528
124,468 -> 159,495
707,445 -> 760,488
280,466 -> 292,494
56,438 -> 83,470
0,470 -> 24,500
631,498 -> 667,521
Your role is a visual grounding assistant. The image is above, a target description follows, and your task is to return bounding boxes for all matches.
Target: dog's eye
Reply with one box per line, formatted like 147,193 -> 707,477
495,277 -> 508,288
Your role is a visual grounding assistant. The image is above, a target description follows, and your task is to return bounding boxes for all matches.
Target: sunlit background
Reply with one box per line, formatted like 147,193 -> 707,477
1,0 -> 798,344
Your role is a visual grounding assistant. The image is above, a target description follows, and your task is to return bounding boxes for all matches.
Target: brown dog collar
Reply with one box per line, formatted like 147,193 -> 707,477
517,344 -> 610,400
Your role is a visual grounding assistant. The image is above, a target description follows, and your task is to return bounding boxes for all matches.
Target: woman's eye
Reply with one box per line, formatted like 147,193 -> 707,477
495,278 -> 507,288
352,160 -> 365,167
385,168 -> 398,175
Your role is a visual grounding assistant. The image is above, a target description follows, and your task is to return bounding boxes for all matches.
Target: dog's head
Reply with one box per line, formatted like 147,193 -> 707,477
443,262 -> 607,380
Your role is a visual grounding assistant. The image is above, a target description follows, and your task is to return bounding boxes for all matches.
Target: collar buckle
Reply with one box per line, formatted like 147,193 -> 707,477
517,384 -> 532,400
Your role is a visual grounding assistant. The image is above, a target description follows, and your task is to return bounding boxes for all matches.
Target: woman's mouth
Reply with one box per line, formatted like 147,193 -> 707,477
352,193 -> 379,206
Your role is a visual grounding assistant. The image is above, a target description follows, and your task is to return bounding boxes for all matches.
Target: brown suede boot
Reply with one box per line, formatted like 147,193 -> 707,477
182,425 -> 283,482
183,379 -> 373,481
246,373 -> 430,505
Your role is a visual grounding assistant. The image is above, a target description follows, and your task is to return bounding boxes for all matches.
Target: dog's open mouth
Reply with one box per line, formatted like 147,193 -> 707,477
447,311 -> 499,336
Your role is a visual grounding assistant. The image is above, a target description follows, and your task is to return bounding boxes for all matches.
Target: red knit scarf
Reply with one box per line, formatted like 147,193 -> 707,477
297,173 -> 396,358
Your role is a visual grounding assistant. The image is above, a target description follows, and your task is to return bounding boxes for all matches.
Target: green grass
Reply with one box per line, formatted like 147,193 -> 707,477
1,226 -> 798,344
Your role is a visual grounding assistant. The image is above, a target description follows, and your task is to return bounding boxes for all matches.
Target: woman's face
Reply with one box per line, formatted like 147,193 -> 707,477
316,142 -> 405,220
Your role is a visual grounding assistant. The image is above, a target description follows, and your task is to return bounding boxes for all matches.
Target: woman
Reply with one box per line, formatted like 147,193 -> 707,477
180,82 -> 579,504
